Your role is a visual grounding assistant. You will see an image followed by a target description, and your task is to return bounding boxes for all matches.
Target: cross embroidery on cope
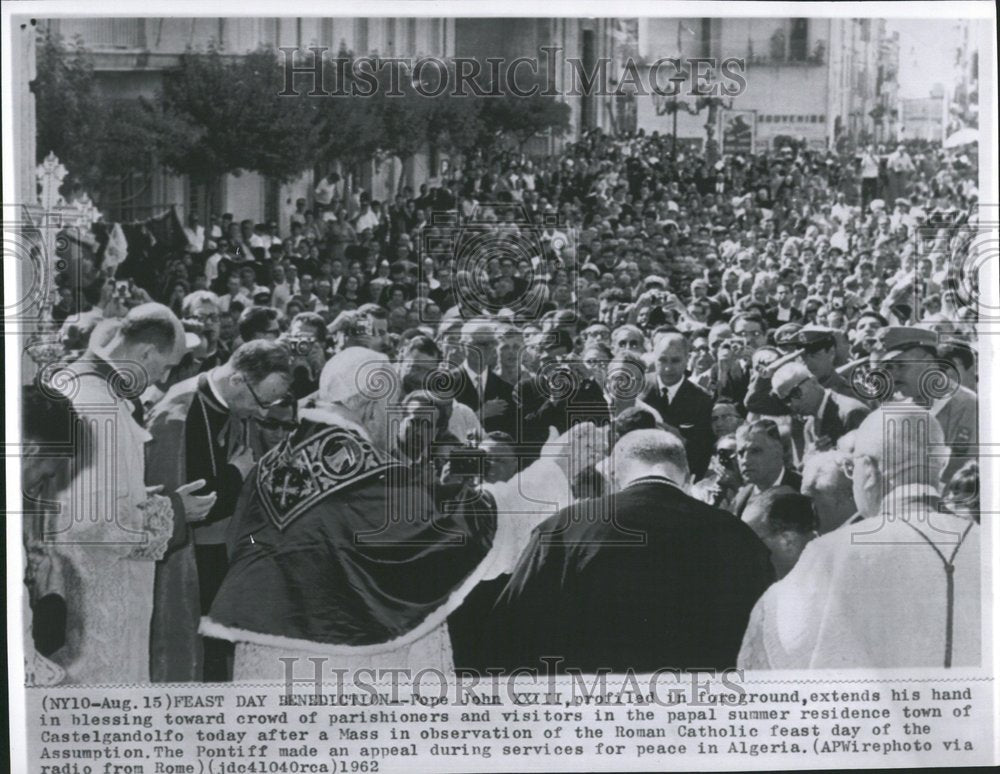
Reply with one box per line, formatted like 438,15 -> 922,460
256,425 -> 397,531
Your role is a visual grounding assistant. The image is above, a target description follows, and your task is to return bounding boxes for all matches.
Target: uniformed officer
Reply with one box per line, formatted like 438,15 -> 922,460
869,326 -> 977,484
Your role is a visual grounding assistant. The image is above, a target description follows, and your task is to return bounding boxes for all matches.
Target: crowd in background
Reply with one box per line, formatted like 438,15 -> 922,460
24,129 -> 983,683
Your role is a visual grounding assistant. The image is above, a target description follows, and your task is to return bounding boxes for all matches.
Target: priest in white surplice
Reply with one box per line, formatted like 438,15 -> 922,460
738,407 -> 980,670
47,305 -> 217,684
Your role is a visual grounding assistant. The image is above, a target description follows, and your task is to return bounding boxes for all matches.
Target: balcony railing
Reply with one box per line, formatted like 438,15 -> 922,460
56,18 -> 146,50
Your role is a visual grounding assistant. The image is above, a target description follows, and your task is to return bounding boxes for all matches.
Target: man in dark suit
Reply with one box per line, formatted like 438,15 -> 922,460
450,319 -> 516,438
512,328 -> 610,459
484,429 -> 774,673
771,362 -> 870,456
640,333 -> 714,478
765,282 -> 804,330
731,419 -> 803,520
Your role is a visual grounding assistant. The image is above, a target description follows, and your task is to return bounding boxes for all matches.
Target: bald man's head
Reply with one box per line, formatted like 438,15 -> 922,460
851,407 -> 947,518
119,302 -> 185,352
602,428 -> 689,491
100,302 -> 185,387
653,333 -> 689,387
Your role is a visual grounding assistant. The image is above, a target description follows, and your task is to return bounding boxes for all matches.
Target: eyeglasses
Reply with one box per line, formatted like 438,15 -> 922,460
246,380 -> 291,410
192,313 -> 220,324
779,378 -> 811,404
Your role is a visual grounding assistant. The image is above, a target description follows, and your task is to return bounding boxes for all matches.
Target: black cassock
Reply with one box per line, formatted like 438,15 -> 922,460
483,477 -> 774,674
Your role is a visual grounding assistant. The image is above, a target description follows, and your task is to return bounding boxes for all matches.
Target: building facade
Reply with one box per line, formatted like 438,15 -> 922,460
38,17 -> 458,226
900,94 -> 946,142
634,17 -> 898,152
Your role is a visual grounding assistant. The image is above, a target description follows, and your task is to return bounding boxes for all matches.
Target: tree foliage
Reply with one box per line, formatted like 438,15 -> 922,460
34,36 -> 579,200
155,44 -> 319,184
32,30 -> 156,203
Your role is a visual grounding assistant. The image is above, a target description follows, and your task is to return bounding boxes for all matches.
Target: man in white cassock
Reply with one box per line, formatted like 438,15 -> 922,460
738,407 -> 980,669
203,347 -> 600,679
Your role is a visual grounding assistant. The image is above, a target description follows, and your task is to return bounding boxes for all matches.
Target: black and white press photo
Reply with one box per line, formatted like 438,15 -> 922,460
3,1 -> 997,771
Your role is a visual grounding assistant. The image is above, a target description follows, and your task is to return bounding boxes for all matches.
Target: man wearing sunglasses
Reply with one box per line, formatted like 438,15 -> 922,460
145,340 -> 294,683
771,362 -> 870,457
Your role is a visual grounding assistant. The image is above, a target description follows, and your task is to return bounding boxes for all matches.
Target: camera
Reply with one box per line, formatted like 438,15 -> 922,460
283,335 -> 317,357
448,443 -> 486,479
348,317 -> 375,338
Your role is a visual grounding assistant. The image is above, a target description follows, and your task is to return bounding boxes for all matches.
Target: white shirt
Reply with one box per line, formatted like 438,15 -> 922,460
204,252 -> 223,285
355,209 -> 380,233
752,467 -> 786,495
183,225 -> 205,253
738,487 -> 980,669
314,177 -> 338,206
861,153 -> 880,178
831,202 -> 851,223
271,282 -> 291,314
463,363 -> 490,402
657,375 -> 685,405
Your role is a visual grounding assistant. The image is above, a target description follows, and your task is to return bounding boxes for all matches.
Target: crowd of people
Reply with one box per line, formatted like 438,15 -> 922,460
22,129 -> 983,684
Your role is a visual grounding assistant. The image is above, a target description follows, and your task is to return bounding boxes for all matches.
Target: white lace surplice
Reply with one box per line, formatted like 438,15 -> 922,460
47,371 -> 171,684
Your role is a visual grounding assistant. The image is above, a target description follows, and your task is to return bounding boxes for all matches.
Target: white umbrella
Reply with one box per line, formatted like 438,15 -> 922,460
944,128 -> 978,148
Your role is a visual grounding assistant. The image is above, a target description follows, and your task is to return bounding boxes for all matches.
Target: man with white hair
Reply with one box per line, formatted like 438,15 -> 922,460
203,347 -> 602,678
739,408 -> 980,669
801,449 -> 857,534
486,429 -> 773,673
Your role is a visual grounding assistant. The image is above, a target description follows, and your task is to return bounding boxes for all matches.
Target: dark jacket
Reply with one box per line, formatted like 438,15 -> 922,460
485,477 -> 774,673
805,390 -> 871,452
731,469 -> 804,520
450,366 -> 516,438
640,376 -> 715,478
512,370 -> 610,452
